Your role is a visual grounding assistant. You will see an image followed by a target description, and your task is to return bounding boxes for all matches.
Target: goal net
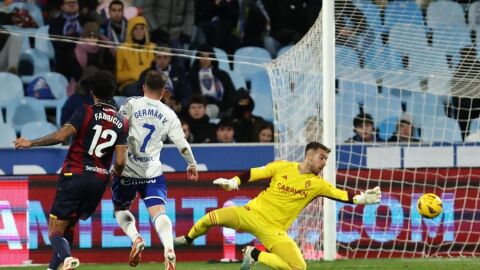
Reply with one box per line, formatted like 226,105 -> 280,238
266,0 -> 480,258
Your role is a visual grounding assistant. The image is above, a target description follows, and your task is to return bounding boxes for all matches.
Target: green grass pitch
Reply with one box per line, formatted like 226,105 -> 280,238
3,258 -> 480,270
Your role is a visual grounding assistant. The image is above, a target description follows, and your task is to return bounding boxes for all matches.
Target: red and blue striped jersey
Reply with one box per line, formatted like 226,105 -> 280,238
62,102 -> 128,180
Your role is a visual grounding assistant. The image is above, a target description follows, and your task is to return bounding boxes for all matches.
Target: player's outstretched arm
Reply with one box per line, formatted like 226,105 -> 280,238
353,186 -> 382,205
14,125 -> 76,149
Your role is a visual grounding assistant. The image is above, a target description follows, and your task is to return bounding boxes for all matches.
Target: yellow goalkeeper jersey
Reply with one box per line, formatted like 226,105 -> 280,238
243,160 -> 350,231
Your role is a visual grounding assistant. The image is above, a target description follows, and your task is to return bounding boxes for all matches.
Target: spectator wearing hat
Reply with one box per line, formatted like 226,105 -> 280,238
345,112 -> 383,143
212,118 -> 236,143
388,113 -> 421,143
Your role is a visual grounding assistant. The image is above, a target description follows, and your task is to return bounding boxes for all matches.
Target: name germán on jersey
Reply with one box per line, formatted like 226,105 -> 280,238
133,108 -> 168,124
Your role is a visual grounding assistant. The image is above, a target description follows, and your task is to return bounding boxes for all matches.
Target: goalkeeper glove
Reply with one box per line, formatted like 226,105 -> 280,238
353,186 -> 381,205
213,178 -> 239,191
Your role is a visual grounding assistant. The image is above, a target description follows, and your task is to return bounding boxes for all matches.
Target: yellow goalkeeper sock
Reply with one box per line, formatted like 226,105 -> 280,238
258,252 -> 291,270
187,211 -> 216,239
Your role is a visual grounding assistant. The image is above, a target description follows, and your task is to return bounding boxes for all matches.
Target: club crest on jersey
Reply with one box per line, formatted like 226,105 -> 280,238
282,175 -> 288,180
305,180 -> 311,189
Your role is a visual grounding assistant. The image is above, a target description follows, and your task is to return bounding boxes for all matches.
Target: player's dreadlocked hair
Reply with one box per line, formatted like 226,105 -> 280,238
88,70 -> 117,101
305,142 -> 331,156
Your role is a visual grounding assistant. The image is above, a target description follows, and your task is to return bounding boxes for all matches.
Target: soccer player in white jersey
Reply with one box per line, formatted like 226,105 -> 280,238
111,70 -> 198,269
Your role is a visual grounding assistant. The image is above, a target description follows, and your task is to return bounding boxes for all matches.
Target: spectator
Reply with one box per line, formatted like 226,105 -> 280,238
345,112 -> 383,143
335,0 -> 368,52
185,94 -> 215,143
49,0 -> 87,81
136,45 -> 192,109
227,89 -> 267,142
449,47 -> 480,140
100,0 -> 127,46
256,122 -> 274,142
116,15 -> 155,92
73,22 -> 115,83
193,0 -> 241,54
142,0 -> 194,49
166,118 -> 194,144
388,113 -> 421,143
60,66 -> 97,126
190,45 -> 236,116
212,118 -> 236,143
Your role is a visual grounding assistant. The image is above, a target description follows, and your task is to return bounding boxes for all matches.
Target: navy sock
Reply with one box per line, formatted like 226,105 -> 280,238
49,233 -> 71,260
64,228 -> 74,246
48,252 -> 62,270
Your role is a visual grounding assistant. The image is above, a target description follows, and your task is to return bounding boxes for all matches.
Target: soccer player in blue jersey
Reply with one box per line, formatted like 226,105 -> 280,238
111,70 -> 198,269
175,142 -> 381,270
14,70 -> 128,270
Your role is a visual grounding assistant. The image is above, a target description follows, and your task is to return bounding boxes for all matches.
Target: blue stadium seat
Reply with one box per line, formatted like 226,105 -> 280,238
468,118 -> 480,135
31,72 -> 68,127
6,97 -> 47,132
250,92 -> 273,122
213,47 -> 230,71
35,25 -> 55,60
250,71 -> 271,97
0,72 -> 24,109
421,116 -> 463,143
20,121 -> 57,140
384,2 -> 425,33
431,25 -> 471,69
277,45 -> 293,57
389,23 -> 428,55
468,1 -> 480,30
113,96 -> 128,107
377,116 -> 399,141
404,92 -> 448,129
338,69 -> 378,104
233,47 -> 271,82
226,69 -> 247,90
427,0 -> 466,29
2,25 -> 38,51
363,94 -> 402,124
364,45 -> 403,78
336,114 -> 356,143
0,123 -> 16,148
354,1 -> 383,38
336,46 -> 360,74
19,48 -> 51,83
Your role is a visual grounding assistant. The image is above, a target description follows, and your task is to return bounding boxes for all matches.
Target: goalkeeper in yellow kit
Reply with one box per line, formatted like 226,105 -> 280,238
175,142 -> 381,270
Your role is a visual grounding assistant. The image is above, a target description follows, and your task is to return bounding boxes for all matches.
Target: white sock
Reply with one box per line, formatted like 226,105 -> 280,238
115,210 -> 139,242
153,213 -> 174,254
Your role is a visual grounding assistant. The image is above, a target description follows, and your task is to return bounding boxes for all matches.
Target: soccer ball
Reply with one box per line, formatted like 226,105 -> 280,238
416,193 -> 443,219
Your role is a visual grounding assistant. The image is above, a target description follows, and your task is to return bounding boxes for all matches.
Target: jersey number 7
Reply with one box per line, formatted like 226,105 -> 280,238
140,123 -> 155,153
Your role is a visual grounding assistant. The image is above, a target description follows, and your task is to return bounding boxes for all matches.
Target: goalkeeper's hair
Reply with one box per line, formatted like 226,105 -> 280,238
305,142 -> 331,156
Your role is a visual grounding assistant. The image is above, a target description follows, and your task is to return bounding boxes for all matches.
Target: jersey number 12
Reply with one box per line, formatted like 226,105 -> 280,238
88,125 -> 118,157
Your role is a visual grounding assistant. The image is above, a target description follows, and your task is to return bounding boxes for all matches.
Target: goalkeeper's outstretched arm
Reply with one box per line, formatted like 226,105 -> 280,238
213,161 -> 282,191
320,182 -> 382,205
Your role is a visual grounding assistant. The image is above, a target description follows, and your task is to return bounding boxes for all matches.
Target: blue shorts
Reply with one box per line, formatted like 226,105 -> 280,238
111,175 -> 167,209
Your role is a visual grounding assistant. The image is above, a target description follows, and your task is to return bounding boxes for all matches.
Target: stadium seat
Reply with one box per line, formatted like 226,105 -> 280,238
35,25 -> 55,60
250,92 -> 273,123
421,116 -> 463,143
213,47 -> 230,71
336,114 -> 356,143
226,69 -> 247,90
7,2 -> 44,26
6,97 -> 47,132
277,45 -> 293,57
389,23 -> 428,55
233,47 -> 271,82
250,71 -> 271,97
19,48 -> 51,83
384,1 -> 425,33
31,72 -> 68,127
377,116 -> 399,141
113,96 -> 128,107
336,93 -> 360,133
404,92 -> 448,130
338,71 -> 378,105
468,118 -> 480,135
353,1 -> 382,38
363,94 -> 402,124
0,123 -> 16,148
336,46 -> 360,75
364,45 -> 403,78
0,72 -> 24,109
427,0 -> 466,29
2,25 -> 37,51
431,25 -> 471,69
381,73 -> 422,93
20,121 -> 57,140
468,1 -> 480,30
